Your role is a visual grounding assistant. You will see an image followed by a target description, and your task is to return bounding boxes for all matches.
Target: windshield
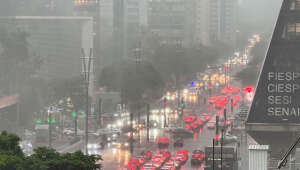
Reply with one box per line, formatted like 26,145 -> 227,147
0,0 -> 293,170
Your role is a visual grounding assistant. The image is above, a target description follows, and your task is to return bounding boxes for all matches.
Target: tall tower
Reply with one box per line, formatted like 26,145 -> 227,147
194,0 -> 237,46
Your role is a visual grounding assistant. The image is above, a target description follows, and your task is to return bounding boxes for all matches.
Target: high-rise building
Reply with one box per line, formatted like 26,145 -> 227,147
113,0 -> 147,59
0,16 -> 94,87
194,0 -> 238,46
147,0 -> 187,46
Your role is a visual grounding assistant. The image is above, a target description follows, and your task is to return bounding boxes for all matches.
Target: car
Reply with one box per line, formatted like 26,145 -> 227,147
152,154 -> 166,169
191,122 -> 200,131
191,150 -> 205,165
140,163 -> 155,170
135,156 -> 145,166
172,128 -> 194,137
157,137 -> 169,148
173,154 -> 187,169
184,115 -> 197,123
161,160 -> 175,170
176,149 -> 189,160
87,143 -> 101,150
206,122 -> 215,130
161,150 -> 171,161
143,151 -> 153,160
165,124 -> 178,132
222,133 -> 238,144
173,138 -> 184,147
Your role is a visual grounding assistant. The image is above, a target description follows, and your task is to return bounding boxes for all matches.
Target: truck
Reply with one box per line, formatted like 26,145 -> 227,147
204,146 -> 237,170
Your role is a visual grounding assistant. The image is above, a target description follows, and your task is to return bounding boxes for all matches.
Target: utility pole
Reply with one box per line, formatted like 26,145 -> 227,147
81,48 -> 93,155
48,106 -> 54,148
135,42 -> 141,125
213,139 -> 215,170
98,98 -> 102,129
221,128 -> 224,170
163,97 -> 167,128
146,103 -> 150,142
72,110 -> 78,136
48,109 -> 52,148
216,115 -> 219,145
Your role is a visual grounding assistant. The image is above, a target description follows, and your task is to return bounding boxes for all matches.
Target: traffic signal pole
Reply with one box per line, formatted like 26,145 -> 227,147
164,105 -> 166,127
213,139 -> 215,170
75,114 -> 78,136
81,48 -> 92,155
49,111 -> 52,148
98,98 -> 102,129
221,128 -> 224,170
146,103 -> 150,142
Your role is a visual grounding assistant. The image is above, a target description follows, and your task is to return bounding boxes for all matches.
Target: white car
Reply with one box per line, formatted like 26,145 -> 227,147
206,122 -> 215,129
222,133 -> 238,144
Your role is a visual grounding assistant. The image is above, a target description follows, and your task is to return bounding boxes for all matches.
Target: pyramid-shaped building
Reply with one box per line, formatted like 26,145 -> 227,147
246,0 -> 300,159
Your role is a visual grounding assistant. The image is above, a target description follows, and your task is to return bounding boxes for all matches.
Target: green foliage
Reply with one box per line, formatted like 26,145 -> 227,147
98,60 -> 164,107
22,148 -> 102,170
0,131 -> 102,170
151,44 -> 220,89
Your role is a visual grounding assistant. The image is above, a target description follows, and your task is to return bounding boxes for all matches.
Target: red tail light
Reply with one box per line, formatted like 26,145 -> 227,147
200,153 -> 205,158
193,154 -> 199,158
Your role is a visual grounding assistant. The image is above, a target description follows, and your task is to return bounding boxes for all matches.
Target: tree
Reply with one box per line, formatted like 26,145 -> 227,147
0,131 -> 24,170
98,60 -> 164,111
0,131 -> 102,170
235,40 -> 268,86
151,44 -> 220,91
52,76 -> 85,111
22,148 -> 102,170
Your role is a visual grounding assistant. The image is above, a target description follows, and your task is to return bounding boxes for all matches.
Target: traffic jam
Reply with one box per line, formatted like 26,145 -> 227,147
120,36 -> 257,169
121,83 -> 254,170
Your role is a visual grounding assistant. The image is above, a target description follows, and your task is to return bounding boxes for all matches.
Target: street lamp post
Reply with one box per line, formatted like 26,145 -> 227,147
48,107 -> 52,148
81,48 -> 93,155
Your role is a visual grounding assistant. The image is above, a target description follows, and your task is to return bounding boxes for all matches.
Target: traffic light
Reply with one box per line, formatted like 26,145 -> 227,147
48,119 -> 56,123
163,97 -> 167,105
216,116 -> 219,135
72,112 -> 77,117
181,98 -> 185,108
36,119 -> 41,124
244,86 -> 254,93
215,135 -> 219,141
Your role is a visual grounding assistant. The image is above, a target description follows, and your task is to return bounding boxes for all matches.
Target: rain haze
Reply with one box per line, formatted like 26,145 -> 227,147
0,0 -> 299,170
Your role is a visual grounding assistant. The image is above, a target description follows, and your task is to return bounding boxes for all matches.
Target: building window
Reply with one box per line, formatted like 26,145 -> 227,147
284,23 -> 300,39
